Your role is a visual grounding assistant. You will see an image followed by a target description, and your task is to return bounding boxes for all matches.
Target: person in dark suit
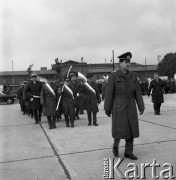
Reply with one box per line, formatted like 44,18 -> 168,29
40,77 -> 58,129
148,72 -> 165,115
17,83 -> 25,114
61,78 -> 75,127
25,74 -> 43,124
69,73 -> 82,120
83,78 -> 101,126
104,52 -> 145,160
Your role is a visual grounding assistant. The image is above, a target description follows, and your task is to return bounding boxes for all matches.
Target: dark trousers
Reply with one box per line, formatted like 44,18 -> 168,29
87,111 -> 97,124
75,107 -> 80,119
64,115 -> 74,126
153,102 -> 161,114
114,138 -> 134,154
47,116 -> 56,128
33,109 -> 41,123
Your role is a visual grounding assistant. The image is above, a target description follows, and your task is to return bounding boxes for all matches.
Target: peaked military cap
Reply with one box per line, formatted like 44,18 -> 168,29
30,73 -> 37,78
70,72 -> 77,78
118,52 -> 132,63
64,77 -> 70,82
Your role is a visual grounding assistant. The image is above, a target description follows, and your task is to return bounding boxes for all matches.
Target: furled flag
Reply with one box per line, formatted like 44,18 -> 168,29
84,82 -> 96,95
45,83 -> 56,97
64,84 -> 74,99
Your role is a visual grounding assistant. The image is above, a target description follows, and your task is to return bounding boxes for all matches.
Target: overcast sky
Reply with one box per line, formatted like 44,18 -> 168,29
0,0 -> 176,71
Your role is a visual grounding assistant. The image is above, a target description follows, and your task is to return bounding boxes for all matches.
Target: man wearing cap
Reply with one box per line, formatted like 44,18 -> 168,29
69,72 -> 82,120
40,77 -> 57,129
25,74 -> 43,124
17,83 -> 25,114
61,77 -> 75,127
83,77 -> 101,126
104,52 -> 145,160
148,72 -> 165,115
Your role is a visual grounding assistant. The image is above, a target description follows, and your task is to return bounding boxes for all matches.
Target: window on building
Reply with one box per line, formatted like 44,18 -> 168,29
3,79 -> 6,83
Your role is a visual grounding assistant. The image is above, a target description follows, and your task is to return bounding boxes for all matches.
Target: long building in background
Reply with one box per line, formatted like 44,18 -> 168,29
0,60 -> 157,93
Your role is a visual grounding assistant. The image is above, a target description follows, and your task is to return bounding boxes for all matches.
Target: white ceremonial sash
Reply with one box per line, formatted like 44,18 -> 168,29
64,84 -> 74,99
84,82 -> 96,95
45,83 -> 56,97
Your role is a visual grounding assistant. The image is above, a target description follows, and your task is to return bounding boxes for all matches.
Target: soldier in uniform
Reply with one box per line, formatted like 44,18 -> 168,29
61,77 -> 75,127
69,73 -> 82,120
17,83 -> 25,114
104,52 -> 145,160
148,72 -> 165,115
83,78 -> 101,126
25,74 -> 43,124
40,77 -> 57,129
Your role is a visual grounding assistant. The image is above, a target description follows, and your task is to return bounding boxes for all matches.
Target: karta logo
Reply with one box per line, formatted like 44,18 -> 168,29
103,158 -> 175,179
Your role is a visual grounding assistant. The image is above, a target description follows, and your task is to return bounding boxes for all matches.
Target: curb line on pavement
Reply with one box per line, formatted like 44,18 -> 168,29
39,123 -> 72,180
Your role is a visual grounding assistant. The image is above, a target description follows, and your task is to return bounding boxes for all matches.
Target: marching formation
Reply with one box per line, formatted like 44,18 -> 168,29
17,70 -> 103,129
17,52 -> 175,160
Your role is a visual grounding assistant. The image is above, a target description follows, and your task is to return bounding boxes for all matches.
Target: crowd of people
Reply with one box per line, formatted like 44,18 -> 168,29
17,72 -> 104,129
139,77 -> 176,95
16,51 -> 176,160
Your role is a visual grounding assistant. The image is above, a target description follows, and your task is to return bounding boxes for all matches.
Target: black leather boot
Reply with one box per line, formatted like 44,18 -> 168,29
52,116 -> 56,129
70,115 -> 75,128
93,112 -> 98,126
87,112 -> 92,126
64,115 -> 69,127
47,116 -> 52,129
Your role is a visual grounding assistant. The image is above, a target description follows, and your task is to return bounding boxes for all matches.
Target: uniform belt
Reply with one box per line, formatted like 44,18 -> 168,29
115,95 -> 135,99
33,95 -> 40,98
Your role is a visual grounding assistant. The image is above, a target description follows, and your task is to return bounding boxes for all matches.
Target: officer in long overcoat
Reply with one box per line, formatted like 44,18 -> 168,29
83,79 -> 101,126
17,83 -> 25,114
61,78 -> 75,127
69,73 -> 82,120
40,77 -> 58,129
104,52 -> 145,160
148,72 -> 165,115
25,74 -> 43,124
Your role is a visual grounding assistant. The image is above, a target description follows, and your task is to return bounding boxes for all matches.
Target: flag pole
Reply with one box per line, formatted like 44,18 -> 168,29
56,65 -> 72,110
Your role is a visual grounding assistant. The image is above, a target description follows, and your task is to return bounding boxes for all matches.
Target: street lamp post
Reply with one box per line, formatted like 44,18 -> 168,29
12,61 -> 14,93
81,57 -> 83,74
112,50 -> 115,71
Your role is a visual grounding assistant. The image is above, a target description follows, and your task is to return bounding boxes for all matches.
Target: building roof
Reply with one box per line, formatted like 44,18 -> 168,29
62,60 -> 87,65
0,70 -> 56,76
63,60 -> 80,64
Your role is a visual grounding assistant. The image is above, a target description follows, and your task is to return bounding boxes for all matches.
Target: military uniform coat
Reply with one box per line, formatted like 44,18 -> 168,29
69,80 -> 82,108
61,84 -> 75,116
40,82 -> 58,116
104,69 -> 145,139
25,81 -> 43,111
148,79 -> 164,103
83,81 -> 101,113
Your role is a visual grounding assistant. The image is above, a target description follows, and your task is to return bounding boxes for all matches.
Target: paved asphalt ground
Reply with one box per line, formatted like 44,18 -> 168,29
0,94 -> 176,180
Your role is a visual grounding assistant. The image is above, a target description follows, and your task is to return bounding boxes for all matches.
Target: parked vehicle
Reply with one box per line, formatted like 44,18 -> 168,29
0,91 -> 16,104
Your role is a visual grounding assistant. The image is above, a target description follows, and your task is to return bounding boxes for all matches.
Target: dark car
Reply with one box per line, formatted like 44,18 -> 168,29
0,91 -> 16,104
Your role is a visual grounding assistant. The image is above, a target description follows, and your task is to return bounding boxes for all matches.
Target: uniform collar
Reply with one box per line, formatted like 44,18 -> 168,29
118,68 -> 129,77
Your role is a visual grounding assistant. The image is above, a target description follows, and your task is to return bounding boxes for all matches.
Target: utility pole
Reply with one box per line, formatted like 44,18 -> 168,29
105,58 -> 107,75
12,61 -> 14,93
112,50 -> 115,71
145,58 -> 147,80
81,57 -> 83,74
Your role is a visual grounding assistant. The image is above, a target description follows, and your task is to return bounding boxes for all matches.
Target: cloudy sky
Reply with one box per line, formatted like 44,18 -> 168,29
0,0 -> 176,71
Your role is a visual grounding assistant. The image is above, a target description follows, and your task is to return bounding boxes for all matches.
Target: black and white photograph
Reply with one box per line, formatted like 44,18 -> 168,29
0,0 -> 176,179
